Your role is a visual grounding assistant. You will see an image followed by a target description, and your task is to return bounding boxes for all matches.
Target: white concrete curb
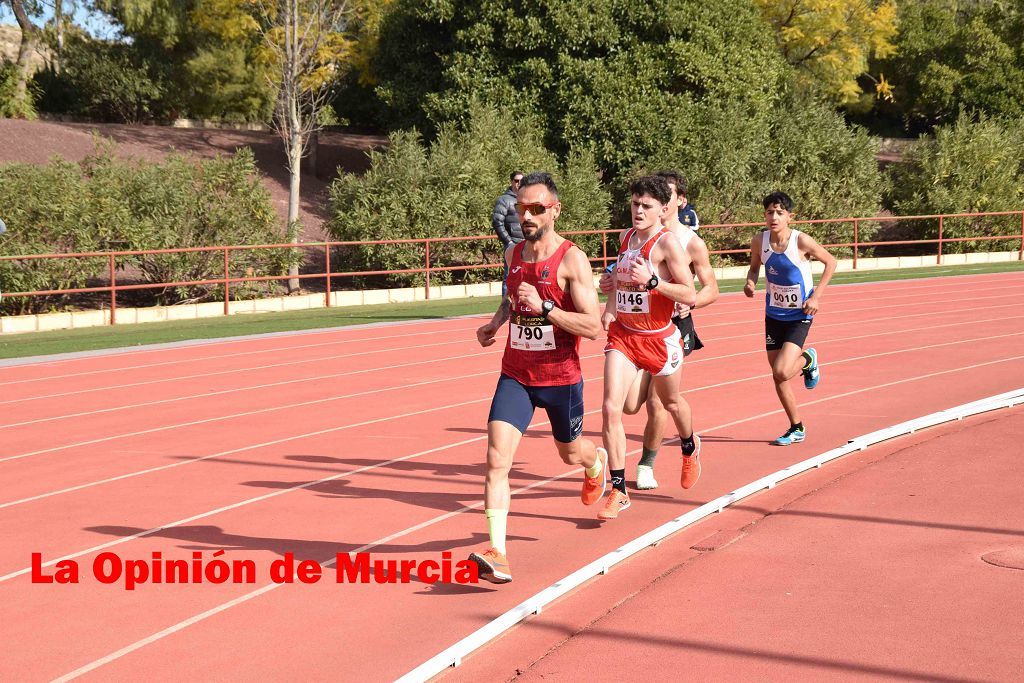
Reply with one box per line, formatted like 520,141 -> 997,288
397,387 -> 1024,682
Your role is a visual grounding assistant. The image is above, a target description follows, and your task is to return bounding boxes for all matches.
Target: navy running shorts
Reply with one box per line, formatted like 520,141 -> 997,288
765,316 -> 812,351
487,373 -> 585,443
673,314 -> 704,357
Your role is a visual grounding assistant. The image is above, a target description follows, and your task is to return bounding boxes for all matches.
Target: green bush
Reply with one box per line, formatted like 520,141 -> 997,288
619,94 -> 886,265
34,35 -> 166,123
0,146 -> 292,314
327,104 -> 611,288
887,114 -> 1024,255
0,59 -> 38,120
0,159 -> 105,314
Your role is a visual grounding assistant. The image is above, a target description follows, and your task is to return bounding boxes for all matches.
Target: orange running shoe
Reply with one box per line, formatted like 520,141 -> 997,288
581,447 -> 608,505
597,489 -> 631,520
680,434 -> 702,489
468,547 -> 512,584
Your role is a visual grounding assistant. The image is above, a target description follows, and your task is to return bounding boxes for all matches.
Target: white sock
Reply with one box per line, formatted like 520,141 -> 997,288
485,508 -> 508,555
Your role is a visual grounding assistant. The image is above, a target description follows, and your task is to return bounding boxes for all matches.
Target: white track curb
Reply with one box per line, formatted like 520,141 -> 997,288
398,387 -> 1024,682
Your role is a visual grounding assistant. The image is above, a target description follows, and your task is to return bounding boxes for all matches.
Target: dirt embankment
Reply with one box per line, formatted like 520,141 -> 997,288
0,118 -> 386,242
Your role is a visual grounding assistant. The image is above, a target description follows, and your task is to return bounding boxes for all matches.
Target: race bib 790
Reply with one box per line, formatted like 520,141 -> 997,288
510,319 -> 556,351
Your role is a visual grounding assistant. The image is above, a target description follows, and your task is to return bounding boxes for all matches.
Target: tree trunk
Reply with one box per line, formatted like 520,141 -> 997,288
302,129 -> 319,177
9,0 -> 39,117
287,132 -> 304,293
54,0 -> 65,74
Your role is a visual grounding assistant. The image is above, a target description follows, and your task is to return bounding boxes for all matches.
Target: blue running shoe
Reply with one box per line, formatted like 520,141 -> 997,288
803,347 -> 820,390
773,425 -> 806,446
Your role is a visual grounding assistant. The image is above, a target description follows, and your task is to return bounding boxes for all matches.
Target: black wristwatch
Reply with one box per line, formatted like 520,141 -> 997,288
541,299 -> 556,318
645,274 -> 660,291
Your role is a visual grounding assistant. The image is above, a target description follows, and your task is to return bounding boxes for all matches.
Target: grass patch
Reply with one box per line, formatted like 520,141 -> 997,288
2,260 -> 1022,361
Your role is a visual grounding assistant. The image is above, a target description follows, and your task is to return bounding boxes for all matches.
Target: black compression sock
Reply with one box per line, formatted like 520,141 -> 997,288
610,469 -> 626,493
638,447 -> 658,468
681,435 -> 696,456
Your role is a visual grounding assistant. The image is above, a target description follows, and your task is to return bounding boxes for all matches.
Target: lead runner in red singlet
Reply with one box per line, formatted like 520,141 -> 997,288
468,172 -> 607,584
599,175 -> 701,521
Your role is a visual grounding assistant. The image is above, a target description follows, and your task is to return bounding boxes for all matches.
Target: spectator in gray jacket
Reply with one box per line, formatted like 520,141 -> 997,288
492,171 -> 524,249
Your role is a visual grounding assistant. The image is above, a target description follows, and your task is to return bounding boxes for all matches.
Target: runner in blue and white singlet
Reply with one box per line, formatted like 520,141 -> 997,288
762,228 -> 815,322
744,191 -> 837,448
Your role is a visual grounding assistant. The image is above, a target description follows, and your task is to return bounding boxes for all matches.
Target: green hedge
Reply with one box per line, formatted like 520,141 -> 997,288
886,114 -> 1024,255
327,104 -> 611,288
0,146 -> 292,314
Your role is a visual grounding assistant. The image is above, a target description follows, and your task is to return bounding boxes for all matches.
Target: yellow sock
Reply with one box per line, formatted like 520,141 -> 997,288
584,454 -> 603,479
485,508 -> 508,555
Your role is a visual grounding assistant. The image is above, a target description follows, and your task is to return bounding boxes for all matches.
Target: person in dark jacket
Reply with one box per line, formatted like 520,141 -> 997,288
492,172 -> 525,249
493,172 -> 525,295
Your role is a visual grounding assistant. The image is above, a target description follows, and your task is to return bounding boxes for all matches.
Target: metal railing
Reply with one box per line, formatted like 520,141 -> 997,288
1,210 -> 1022,324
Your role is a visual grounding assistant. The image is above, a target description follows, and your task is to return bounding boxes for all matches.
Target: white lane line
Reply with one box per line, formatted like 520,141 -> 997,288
7,345 -> 1024,583
2,320 -> 1021,511
7,286 -> 1022,429
0,337 -> 490,406
0,322 -> 484,388
398,387 -> 1024,682
47,363 -> 1024,681
0,314 -> 492,373
697,292 -> 1024,329
0,367 -> 497,464
7,274 -> 1019,388
7,275 -> 1021,406
0,347 -> 499,430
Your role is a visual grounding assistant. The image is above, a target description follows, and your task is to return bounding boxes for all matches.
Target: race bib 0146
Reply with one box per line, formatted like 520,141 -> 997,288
615,288 -> 650,314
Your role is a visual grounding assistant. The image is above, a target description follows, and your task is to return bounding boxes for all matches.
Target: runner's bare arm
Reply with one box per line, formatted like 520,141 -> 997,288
743,233 -> 762,298
514,248 -> 601,340
477,245 -> 514,346
689,237 -> 719,309
555,247 -> 602,340
645,237 -> 696,307
798,232 -> 838,316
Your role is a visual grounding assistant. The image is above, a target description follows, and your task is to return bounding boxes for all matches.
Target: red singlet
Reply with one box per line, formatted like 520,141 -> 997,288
501,240 -> 582,386
612,228 -> 675,334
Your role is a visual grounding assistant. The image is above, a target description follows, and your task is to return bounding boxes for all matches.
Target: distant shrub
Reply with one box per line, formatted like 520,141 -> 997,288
0,146 -> 292,314
886,114 -> 1024,255
327,103 -> 610,288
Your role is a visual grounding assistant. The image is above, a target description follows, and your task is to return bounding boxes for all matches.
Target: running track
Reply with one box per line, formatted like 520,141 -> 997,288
2,271 -> 1024,680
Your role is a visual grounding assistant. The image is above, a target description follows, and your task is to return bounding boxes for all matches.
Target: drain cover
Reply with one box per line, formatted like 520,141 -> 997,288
982,546 -> 1024,571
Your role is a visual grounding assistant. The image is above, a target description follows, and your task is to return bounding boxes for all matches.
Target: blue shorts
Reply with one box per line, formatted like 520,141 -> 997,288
487,374 -> 585,443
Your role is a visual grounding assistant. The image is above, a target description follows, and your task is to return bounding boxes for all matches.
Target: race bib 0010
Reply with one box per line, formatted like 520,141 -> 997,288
767,282 -> 803,308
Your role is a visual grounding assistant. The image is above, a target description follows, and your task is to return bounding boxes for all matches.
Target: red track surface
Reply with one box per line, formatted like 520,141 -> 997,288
2,272 -> 1023,681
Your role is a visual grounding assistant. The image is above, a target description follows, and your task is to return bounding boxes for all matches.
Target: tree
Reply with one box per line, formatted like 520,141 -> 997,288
871,0 -> 1024,133
366,0 -> 885,255
371,0 -> 791,181
754,0 -> 898,104
93,0 -> 275,120
3,0 -> 42,118
251,0 -> 352,291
